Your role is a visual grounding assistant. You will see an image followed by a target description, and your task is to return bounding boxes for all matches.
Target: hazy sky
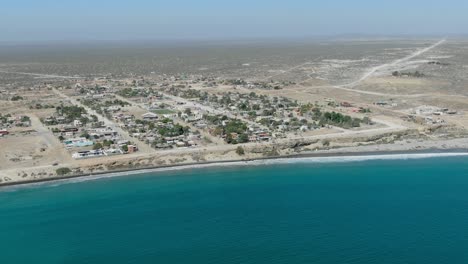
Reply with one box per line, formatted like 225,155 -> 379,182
2,0 -> 468,42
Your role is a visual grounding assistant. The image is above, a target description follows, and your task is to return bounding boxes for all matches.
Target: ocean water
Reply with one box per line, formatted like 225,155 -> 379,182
1,156 -> 468,264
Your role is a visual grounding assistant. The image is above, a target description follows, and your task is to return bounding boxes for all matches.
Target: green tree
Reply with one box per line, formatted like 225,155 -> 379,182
90,115 -> 98,122
121,144 -> 129,152
80,132 -> 90,139
93,142 -> 103,150
238,133 -> 249,143
103,140 -> 113,147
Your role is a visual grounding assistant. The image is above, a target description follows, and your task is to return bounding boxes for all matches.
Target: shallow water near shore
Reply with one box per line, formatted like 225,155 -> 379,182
1,156 -> 468,263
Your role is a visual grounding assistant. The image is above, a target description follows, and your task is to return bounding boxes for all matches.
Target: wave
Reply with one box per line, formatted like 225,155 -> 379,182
3,152 -> 468,191
258,152 -> 468,165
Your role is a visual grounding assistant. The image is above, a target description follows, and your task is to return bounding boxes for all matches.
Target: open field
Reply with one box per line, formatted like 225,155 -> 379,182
1,38 -> 468,184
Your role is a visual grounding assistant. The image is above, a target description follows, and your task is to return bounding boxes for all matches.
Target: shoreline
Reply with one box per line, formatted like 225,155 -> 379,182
1,147 -> 467,189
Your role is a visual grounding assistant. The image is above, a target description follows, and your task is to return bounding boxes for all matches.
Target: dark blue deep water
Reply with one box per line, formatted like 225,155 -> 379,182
1,156 -> 468,263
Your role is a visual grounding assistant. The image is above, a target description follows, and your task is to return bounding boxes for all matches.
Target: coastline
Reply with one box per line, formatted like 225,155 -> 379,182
2,147 -> 467,189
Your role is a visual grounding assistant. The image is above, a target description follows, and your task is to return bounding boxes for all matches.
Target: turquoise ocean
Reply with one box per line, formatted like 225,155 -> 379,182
1,155 -> 468,263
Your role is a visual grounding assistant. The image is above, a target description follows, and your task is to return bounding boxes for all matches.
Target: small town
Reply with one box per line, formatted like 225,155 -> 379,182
3,1 -> 468,262
2,68 -> 466,172
1,75 -> 384,164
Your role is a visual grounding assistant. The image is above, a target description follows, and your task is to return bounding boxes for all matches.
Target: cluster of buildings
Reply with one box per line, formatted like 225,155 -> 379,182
206,94 -> 314,135
42,105 -> 135,159
157,88 -> 333,143
411,106 -> 457,116
407,105 -> 458,125
113,110 -> 198,149
71,143 -> 137,159
0,114 -> 31,129
0,114 -> 32,137
64,78 -> 371,149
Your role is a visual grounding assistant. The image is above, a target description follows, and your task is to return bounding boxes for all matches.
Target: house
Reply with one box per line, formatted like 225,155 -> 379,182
126,145 -> 138,153
61,127 -> 79,133
73,119 -> 83,127
107,106 -> 121,112
92,94 -> 105,99
104,148 -> 123,156
56,117 -> 67,124
88,127 -> 114,134
249,135 -> 258,142
44,117 -> 56,124
194,121 -> 208,129
257,132 -> 271,141
72,149 -> 105,159
64,137 -> 94,148
142,112 -> 158,120
117,140 -> 130,146
183,111 -> 203,122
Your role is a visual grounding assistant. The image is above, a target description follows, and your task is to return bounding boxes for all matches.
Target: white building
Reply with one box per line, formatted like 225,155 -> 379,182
73,120 -> 83,127
142,112 -> 158,120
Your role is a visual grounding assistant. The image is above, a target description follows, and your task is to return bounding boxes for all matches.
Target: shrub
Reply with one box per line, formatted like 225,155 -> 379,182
236,146 -> 245,156
11,95 -> 24,101
56,167 -> 72,176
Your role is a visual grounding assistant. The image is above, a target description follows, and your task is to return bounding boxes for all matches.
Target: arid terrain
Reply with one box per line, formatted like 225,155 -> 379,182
1,38 -> 468,185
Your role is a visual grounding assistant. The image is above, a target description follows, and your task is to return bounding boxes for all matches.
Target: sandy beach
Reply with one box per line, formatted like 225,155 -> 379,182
1,137 -> 467,188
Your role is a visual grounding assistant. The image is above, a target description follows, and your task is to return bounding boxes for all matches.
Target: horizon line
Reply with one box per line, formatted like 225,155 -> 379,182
0,33 -> 464,46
